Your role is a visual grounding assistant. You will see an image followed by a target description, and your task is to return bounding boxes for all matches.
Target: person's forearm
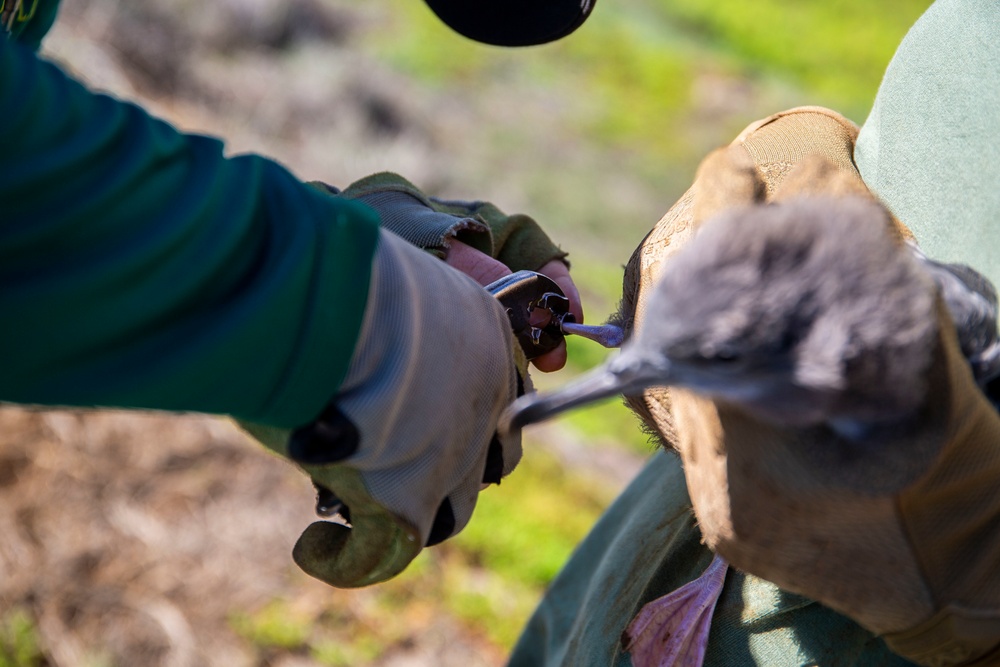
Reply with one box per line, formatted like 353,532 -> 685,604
0,37 -> 379,428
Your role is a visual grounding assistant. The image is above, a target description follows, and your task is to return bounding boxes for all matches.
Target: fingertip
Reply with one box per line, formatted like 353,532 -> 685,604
445,239 -> 512,286
532,342 -> 568,372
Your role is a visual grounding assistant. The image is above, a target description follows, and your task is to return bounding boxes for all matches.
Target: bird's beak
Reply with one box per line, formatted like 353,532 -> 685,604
503,345 -> 678,435
501,366 -> 629,435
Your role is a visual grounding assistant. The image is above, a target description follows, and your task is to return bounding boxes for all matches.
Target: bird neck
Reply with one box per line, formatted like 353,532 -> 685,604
826,416 -> 896,442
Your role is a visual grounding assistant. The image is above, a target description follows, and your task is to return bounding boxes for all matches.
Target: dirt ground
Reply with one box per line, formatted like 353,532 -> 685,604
0,407 -> 511,666
1,407 -> 306,666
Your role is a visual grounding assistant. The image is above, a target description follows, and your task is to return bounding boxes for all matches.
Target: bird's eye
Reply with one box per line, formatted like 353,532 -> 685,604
696,343 -> 741,364
776,328 -> 800,354
698,344 -> 740,363
713,350 -> 740,363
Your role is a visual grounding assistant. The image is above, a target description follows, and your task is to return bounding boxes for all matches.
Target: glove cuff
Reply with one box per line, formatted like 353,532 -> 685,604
884,605 -> 1000,667
334,171 -> 568,271
431,197 -> 569,271
339,172 -> 493,259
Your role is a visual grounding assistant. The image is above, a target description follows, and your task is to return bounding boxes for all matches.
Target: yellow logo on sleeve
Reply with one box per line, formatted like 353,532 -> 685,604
2,0 -> 39,33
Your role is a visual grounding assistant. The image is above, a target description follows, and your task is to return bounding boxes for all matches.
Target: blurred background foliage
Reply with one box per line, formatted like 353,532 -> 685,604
3,0 -> 931,664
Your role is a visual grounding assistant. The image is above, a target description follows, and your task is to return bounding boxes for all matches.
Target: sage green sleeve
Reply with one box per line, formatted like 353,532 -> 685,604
508,450 -> 912,667
0,36 -> 380,429
855,0 -> 1000,287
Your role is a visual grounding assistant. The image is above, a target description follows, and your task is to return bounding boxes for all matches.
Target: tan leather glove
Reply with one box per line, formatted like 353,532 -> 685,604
622,107 -> 1000,667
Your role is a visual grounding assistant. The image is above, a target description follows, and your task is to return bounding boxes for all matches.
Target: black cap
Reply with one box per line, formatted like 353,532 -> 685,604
424,0 -> 596,47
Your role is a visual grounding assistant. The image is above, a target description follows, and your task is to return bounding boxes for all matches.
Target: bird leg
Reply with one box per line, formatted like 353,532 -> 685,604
623,553 -> 729,667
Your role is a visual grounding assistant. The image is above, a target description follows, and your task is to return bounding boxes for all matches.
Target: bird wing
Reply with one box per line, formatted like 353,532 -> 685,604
910,244 -> 1000,399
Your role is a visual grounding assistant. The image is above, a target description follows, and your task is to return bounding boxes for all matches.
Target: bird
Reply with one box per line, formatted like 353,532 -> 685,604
502,193 -> 1000,667
506,195 -> 944,440
909,243 -> 1000,399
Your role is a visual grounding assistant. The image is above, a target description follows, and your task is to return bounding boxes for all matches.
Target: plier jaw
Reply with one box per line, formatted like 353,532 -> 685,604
487,270 -> 574,360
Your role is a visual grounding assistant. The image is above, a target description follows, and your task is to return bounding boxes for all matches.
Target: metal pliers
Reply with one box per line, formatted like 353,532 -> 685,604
486,270 -> 624,359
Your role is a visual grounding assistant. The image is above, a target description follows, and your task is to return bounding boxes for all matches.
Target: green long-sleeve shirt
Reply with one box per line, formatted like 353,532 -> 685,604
1,1 -> 380,428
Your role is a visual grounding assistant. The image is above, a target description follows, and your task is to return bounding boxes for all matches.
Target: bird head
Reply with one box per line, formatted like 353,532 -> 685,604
504,196 -> 940,436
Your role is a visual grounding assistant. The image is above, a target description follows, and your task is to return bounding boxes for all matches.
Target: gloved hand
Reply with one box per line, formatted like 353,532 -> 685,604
329,172 -> 582,371
333,172 -> 569,272
242,228 -> 528,588
623,107 -> 1000,666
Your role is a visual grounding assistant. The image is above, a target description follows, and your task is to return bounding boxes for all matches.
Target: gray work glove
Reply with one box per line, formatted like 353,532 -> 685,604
332,172 -> 569,272
243,229 -> 525,588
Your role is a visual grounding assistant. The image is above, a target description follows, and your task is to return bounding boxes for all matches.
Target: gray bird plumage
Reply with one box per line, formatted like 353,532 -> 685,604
909,243 -> 1000,392
505,196 -> 959,439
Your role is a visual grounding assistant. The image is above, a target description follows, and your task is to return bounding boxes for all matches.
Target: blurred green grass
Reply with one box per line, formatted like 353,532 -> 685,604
0,609 -> 44,667
369,0 -> 930,168
657,0 -> 932,119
